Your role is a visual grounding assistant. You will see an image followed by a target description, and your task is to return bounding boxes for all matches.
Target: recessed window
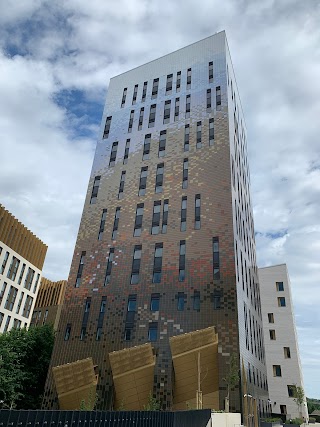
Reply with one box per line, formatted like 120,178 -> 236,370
141,81 -> 148,102
207,89 -> 212,110
152,243 -> 163,283
184,125 -> 190,151
182,158 -> 188,189
98,209 -> 107,240
209,61 -> 213,83
268,313 -> 274,323
148,323 -> 158,341
273,365 -> 282,377
179,240 -> 186,281
213,291 -> 222,309
209,118 -> 214,145
180,197 -> 187,232
64,324 -> 71,341
128,110 -> 134,133
124,328 -> 132,341
148,104 -> 156,128
278,297 -> 286,307
276,281 -> 284,291
186,68 -> 191,89
287,385 -> 296,397
7,256 -> 20,281
123,139 -> 130,164
158,130 -> 166,157
138,107 -> 144,130
177,293 -> 185,311
80,327 -> 86,341
212,237 -> 220,280
284,347 -> 291,359
269,329 -> 276,340
166,74 -> 173,94
127,295 -> 137,312
134,203 -> 144,237
142,134 -> 151,160
151,78 -> 159,99
109,142 -> 119,166
151,201 -> 161,235
103,116 -> 112,139
176,71 -> 181,92
90,176 -> 101,204
155,163 -> 164,193
132,84 -> 138,105
95,327 -> 102,341
280,405 -> 287,415
118,171 -> 126,199
100,298 -> 107,313
112,207 -> 121,240
195,194 -> 201,229
216,86 -> 221,107
162,200 -> 169,234
138,166 -> 148,196
75,251 -> 86,288
150,294 -> 160,311
185,94 -> 191,118
104,248 -> 114,285
193,291 -> 200,311
174,97 -> 180,121
163,100 -> 171,124
121,88 -> 127,108
131,245 -> 142,284
196,121 -> 202,149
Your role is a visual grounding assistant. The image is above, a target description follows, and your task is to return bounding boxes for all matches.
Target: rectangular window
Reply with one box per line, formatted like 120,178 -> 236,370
142,134 -> 151,160
131,245 -> 142,284
182,158 -> 188,189
0,281 -> 7,302
90,175 -> 101,204
179,240 -> 186,281
269,329 -> 276,340
284,347 -> 291,359
155,163 -> 164,193
112,207 -> 121,240
166,73 -> 173,94
110,141 -> 119,166
287,385 -> 296,397
174,97 -> 180,121
180,197 -> 187,232
33,274 -> 40,293
118,171 -> 126,199
185,94 -> 191,118
121,87 -> 127,108
128,110 -> 134,133
103,116 -> 112,139
80,327 -> 86,341
1,251 -> 9,274
132,84 -> 138,105
151,201 -> 161,235
100,297 -> 107,313
276,281 -> 284,291
280,405 -> 287,415
184,124 -> 190,151
186,68 -> 191,89
22,295 -> 33,318
177,293 -> 185,311
216,86 -> 221,107
268,313 -> 274,323
148,322 -> 158,341
84,297 -> 91,313
138,166 -> 148,196
3,315 -> 11,332
196,121 -> 202,149
209,118 -> 214,145
17,263 -> 26,285
193,290 -> 200,311
138,107 -> 144,130
176,71 -> 181,91
213,291 -> 222,309
127,295 -> 137,312
0,313 -> 4,329
104,248 -> 114,285
43,309 -> 48,324
64,324 -> 71,341
123,139 -> 130,164
95,327 -> 102,341
195,194 -> 201,229
209,61 -> 213,82
152,78 -> 159,99
212,237 -> 220,280
4,285 -> 18,311
278,297 -> 286,307
14,318 -> 21,329
24,267 -> 35,290
158,130 -> 166,157
148,104 -> 156,128
75,251 -> 86,287
16,291 -> 24,314
152,243 -> 163,283
134,203 -> 144,237
273,365 -> 282,377
150,293 -> 160,311
124,328 -> 132,341
207,89 -> 212,110
162,199 -> 169,234
142,81 -> 148,102
98,209 -> 107,240
163,100 -> 171,124
7,256 -> 20,281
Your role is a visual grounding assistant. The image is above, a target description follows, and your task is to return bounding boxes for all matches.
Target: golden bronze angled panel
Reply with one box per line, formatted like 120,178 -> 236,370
170,326 -> 219,410
52,358 -> 98,410
109,343 -> 156,410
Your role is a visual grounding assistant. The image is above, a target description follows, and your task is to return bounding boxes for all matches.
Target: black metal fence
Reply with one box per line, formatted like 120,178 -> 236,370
0,409 -> 211,427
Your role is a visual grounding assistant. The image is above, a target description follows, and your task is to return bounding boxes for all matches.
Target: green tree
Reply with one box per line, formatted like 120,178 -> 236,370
143,392 -> 161,411
293,386 -> 305,419
222,353 -> 240,412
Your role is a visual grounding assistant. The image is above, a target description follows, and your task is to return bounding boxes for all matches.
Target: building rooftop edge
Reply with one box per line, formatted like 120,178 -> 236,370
258,263 -> 287,270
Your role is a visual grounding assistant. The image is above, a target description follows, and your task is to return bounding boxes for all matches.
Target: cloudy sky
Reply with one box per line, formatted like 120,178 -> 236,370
0,0 -> 319,398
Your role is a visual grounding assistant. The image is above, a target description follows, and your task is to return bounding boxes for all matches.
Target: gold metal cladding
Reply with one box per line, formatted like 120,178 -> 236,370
109,343 -> 156,410
169,326 -> 219,410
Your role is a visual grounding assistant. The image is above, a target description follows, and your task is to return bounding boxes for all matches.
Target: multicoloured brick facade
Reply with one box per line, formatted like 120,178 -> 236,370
43,31 -> 269,419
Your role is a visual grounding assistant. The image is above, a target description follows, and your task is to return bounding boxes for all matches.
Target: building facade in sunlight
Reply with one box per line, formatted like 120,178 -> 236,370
43,31 -> 269,422
259,264 -> 308,421
0,204 -> 47,333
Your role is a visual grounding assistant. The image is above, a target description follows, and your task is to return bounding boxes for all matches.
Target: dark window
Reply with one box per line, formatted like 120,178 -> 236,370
193,290 -> 200,311
109,141 -> 119,166
141,81 -> 148,102
273,365 -> 282,377
195,194 -> 201,229
7,256 -> 20,281
284,347 -> 291,359
16,291 -> 24,315
0,281 -> 7,303
90,176 -> 101,204
196,121 -> 202,149
123,139 -> 130,164
143,134 -> 151,160
186,68 -> 191,89
134,203 -> 144,237
216,86 -> 221,107
128,110 -> 134,133
104,248 -> 114,285
132,84 -> 138,105
184,125 -> 190,151
179,240 -> 186,281
75,251 -> 86,288
112,207 -> 121,240
185,94 -> 191,118
96,327 -> 102,341
177,293 -> 185,310
103,116 -> 112,139
158,130 -> 166,157
166,73 -> 173,94
162,199 -> 169,234
17,263 -> 26,285
98,209 -> 107,240
276,281 -> 284,291
100,298 -> 107,313
287,385 -> 296,397
174,97 -> 180,121
148,322 -> 158,341
278,297 -> 286,307
148,104 -> 156,128
150,294 -> 160,311
280,405 -> 287,415
64,324 -> 71,341
0,313 -> 3,329
124,328 -> 132,341
207,89 -> 212,110
33,274 -> 40,293
127,295 -> 137,312
3,315 -> 11,332
163,100 -> 171,124
151,201 -> 161,235
181,197 -> 187,232
138,107 -> 144,130
209,118 -> 214,145
213,291 -> 222,309
155,163 -> 164,193
182,158 -> 188,189
121,87 -> 127,108
118,171 -> 126,199
131,245 -> 142,284
176,71 -> 181,91
4,285 -> 18,311
84,298 -> 91,313
268,313 -> 274,323
80,327 -> 86,340
209,61 -> 213,82
212,237 -> 220,279
138,166 -> 148,196
152,78 -> 159,99
269,329 -> 276,340
152,243 -> 163,283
